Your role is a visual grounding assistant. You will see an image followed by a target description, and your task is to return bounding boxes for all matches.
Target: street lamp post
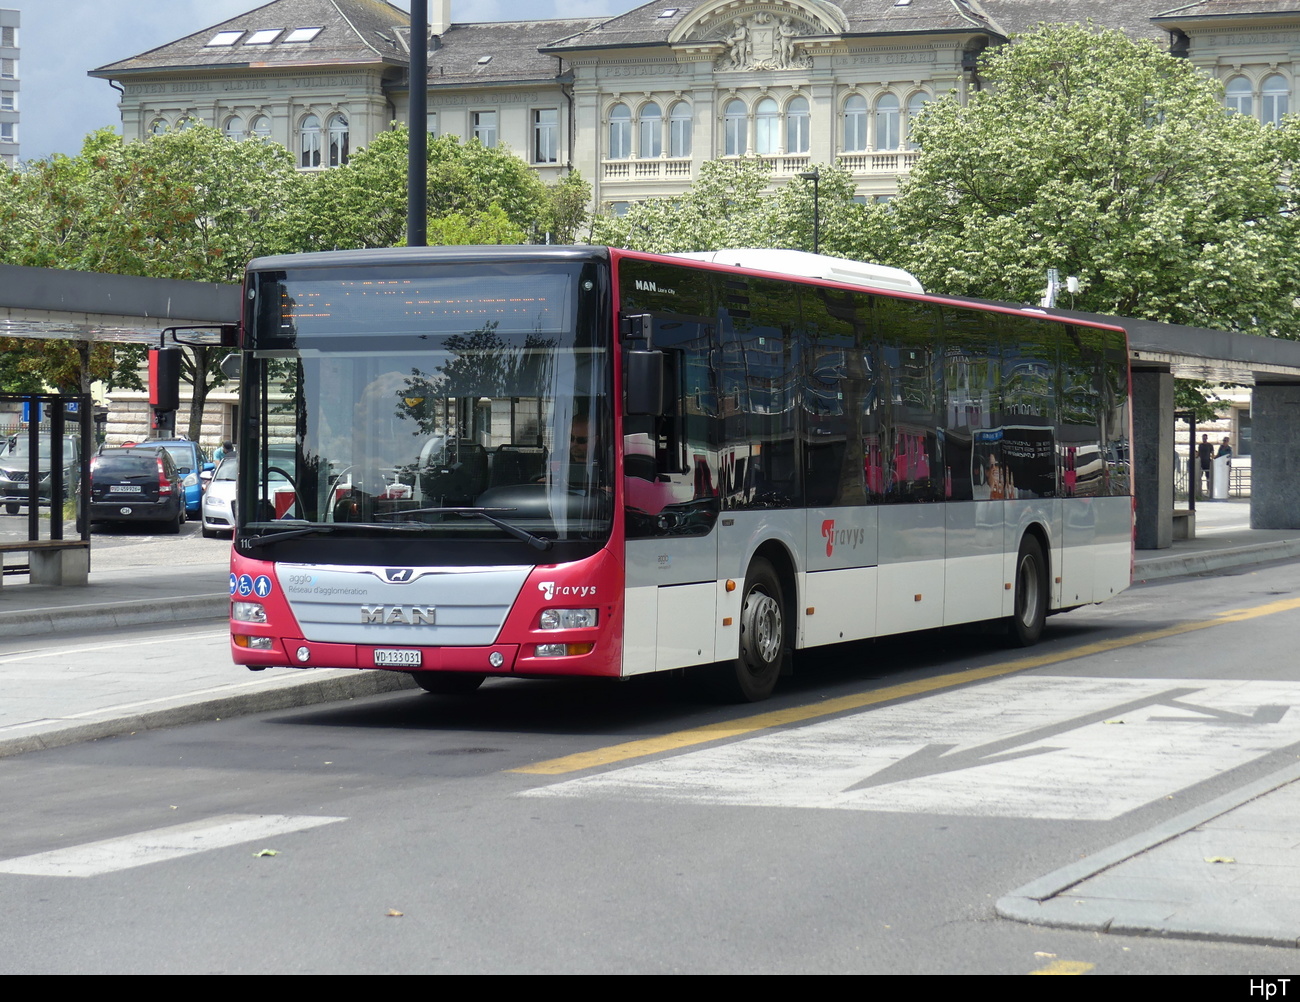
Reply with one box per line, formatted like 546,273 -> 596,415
798,168 -> 821,254
407,0 -> 428,248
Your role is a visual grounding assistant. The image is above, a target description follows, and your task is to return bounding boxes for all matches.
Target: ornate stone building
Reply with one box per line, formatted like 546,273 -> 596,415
89,0 -> 1298,211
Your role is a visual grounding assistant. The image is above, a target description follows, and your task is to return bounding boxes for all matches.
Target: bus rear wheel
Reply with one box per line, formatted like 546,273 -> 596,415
410,672 -> 485,695
707,558 -> 785,703
1006,535 -> 1047,647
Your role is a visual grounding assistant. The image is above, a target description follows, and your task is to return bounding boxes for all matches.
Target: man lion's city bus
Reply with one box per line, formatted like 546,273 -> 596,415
228,245 -> 1131,701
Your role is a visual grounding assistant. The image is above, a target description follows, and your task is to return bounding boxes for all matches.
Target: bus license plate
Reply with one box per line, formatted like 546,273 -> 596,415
374,649 -> 421,667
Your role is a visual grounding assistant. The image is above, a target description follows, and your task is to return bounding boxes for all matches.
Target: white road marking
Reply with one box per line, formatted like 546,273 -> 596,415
523,678 -> 1300,821
0,629 -> 228,664
0,814 -> 345,877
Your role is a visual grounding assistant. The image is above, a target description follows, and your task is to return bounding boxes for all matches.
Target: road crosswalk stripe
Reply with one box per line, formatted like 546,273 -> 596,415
0,814 -> 346,877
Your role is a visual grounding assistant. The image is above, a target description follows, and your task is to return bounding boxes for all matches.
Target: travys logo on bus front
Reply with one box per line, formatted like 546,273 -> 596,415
538,582 -> 597,600
821,519 -> 865,557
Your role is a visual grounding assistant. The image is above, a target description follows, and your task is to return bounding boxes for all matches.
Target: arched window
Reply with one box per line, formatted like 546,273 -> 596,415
300,114 -> 321,167
150,118 -> 169,136
609,103 -> 631,159
669,102 -> 692,158
755,97 -> 780,155
905,92 -> 929,150
876,94 -> 900,150
250,115 -> 271,139
327,113 -> 349,167
786,96 -> 809,154
1262,74 -> 1290,125
724,99 -> 747,156
223,116 -> 245,141
843,94 -> 867,152
640,102 -> 662,159
1225,77 -> 1253,117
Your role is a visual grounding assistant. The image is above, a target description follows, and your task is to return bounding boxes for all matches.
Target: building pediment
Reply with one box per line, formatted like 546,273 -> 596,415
670,0 -> 847,70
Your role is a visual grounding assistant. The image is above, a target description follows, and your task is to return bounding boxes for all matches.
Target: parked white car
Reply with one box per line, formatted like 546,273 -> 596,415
200,456 -> 237,538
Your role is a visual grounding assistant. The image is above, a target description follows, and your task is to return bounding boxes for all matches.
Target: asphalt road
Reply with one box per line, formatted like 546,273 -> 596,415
1,558 -> 1299,974
0,506 -> 230,571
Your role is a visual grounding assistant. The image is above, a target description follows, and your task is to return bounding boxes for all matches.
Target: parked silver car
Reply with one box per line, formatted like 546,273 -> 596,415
200,456 -> 238,538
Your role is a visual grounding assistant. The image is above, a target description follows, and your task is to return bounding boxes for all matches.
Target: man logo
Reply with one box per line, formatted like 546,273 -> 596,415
385,568 -> 415,583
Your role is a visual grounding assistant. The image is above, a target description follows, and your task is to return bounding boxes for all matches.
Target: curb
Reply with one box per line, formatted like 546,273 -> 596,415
0,593 -> 230,640
1133,537 -> 1300,582
996,760 -> 1300,948
0,667 -> 418,760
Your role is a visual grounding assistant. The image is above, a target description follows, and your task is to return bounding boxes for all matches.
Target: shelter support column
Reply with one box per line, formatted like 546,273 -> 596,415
1132,370 -> 1174,550
1250,384 -> 1300,529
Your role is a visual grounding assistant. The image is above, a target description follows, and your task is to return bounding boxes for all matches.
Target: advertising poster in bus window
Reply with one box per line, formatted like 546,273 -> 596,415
972,427 -> 1055,499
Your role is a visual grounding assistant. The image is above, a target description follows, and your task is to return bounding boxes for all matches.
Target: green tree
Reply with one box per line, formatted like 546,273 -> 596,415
877,23 -> 1300,337
590,158 -> 873,256
286,129 -> 551,251
0,126 -> 300,429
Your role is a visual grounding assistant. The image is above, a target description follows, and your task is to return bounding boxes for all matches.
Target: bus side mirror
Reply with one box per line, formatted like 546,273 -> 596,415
625,350 -> 666,417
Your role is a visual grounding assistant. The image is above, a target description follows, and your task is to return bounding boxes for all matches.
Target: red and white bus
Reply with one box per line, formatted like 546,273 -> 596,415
228,245 -> 1131,701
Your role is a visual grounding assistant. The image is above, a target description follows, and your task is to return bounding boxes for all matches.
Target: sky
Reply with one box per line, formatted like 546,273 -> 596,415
8,0 -> 627,162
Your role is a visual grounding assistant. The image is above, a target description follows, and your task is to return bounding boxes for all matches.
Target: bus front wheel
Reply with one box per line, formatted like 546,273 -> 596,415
410,672 -> 485,695
712,557 -> 785,703
1007,535 -> 1047,647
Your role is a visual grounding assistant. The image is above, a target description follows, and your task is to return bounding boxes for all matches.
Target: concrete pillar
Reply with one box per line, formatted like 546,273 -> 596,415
1132,369 -> 1174,549
1250,383 -> 1300,529
29,546 -> 89,587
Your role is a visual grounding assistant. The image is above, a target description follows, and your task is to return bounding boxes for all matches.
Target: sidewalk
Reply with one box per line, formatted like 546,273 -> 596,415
3,500 -> 1300,951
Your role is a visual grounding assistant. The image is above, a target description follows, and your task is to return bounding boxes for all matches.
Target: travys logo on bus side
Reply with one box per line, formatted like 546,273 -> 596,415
821,519 -> 865,557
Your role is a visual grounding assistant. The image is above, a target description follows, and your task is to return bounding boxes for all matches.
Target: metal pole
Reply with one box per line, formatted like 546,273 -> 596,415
407,0 -> 428,248
798,169 -> 820,254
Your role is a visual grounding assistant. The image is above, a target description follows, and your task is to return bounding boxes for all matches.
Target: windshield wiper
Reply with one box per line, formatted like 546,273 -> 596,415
379,507 -> 554,551
242,520 -> 436,548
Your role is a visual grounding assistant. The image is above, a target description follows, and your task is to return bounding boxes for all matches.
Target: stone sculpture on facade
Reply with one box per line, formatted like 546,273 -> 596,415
716,11 -> 813,71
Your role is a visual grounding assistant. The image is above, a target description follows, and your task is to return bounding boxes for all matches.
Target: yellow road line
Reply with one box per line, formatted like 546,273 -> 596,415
1029,959 -> 1095,975
510,595 -> 1300,776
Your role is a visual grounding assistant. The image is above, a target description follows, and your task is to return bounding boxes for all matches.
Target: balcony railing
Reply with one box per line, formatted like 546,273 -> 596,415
600,150 -> 923,184
602,157 -> 692,181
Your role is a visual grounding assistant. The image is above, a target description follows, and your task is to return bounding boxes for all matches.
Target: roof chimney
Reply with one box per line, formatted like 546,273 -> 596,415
430,0 -> 451,37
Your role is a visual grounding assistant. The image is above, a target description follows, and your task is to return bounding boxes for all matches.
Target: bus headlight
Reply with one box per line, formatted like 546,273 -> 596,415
535,643 -> 595,657
232,601 -> 267,624
539,608 -> 598,630
233,635 -> 274,650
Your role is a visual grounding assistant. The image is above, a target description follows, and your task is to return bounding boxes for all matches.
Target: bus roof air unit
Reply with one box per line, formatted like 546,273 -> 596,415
667,248 -> 924,295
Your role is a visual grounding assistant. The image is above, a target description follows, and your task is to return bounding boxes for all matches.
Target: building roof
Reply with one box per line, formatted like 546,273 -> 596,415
90,0 -> 1283,88
423,19 -> 609,87
984,1 -> 1172,44
1153,1 -> 1300,22
89,0 -> 410,78
543,1 -> 1005,53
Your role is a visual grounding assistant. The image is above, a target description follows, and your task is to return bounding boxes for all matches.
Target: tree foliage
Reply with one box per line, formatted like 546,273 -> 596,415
877,23 -> 1300,337
0,125 -> 588,430
590,158 -> 875,255
285,129 -> 554,251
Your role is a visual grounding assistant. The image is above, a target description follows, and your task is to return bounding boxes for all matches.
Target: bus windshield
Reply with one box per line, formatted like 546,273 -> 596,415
241,261 -> 610,547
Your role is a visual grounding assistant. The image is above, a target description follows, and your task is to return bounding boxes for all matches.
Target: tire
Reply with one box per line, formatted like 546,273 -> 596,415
5,503 -> 17,515
201,525 -> 217,539
706,557 -> 785,702
163,506 -> 183,535
1006,535 -> 1047,647
410,672 -> 485,695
